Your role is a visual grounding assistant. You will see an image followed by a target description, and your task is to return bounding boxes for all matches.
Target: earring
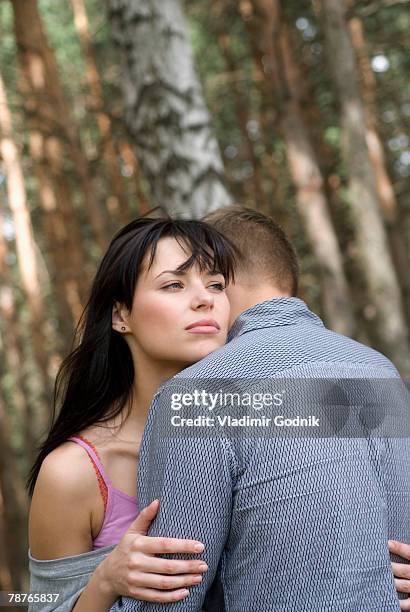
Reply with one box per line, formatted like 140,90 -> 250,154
121,326 -> 126,331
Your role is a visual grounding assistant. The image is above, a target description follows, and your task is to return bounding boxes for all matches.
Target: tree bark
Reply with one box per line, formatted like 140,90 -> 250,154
348,10 -> 410,327
0,218 -> 30,591
321,0 -> 410,374
0,69 -> 54,404
11,0 -> 93,338
118,139 -> 151,215
0,484 -> 13,591
11,0 -> 110,252
107,0 -> 232,217
0,209 -> 37,464
0,388 -> 28,591
242,0 -> 356,336
211,0 -> 270,213
70,0 -> 131,227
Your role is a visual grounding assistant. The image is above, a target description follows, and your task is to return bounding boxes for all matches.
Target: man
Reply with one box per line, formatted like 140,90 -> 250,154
110,205 -> 410,611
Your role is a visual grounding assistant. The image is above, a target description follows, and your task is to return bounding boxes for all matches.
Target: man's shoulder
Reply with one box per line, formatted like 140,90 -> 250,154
175,339 -> 240,379
165,321 -> 400,385
321,328 -> 400,374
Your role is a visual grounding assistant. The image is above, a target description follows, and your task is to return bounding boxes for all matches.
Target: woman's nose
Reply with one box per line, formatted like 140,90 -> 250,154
191,289 -> 214,310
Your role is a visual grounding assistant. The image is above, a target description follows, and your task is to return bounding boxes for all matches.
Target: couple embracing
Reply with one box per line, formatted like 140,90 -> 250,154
28,206 -> 410,611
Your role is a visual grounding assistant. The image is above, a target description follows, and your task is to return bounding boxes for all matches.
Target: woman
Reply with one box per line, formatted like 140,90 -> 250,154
27,216 -> 238,610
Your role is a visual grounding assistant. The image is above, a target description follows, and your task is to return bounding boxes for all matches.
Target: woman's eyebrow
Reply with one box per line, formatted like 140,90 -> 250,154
154,269 -> 186,279
208,270 -> 224,275
154,268 -> 224,280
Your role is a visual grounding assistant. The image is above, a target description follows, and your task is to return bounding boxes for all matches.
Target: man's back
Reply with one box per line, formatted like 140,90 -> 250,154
113,299 -> 410,611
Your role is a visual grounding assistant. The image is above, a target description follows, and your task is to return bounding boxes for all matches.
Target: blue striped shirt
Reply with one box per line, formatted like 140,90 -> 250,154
111,298 -> 410,611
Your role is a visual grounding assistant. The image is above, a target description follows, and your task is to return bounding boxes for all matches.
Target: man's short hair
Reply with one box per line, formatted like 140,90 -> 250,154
203,205 -> 299,296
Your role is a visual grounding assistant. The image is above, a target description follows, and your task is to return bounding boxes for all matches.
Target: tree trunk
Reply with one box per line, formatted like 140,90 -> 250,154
107,0 -> 232,217
0,388 -> 28,591
11,0 -> 93,339
70,0 -> 131,227
0,485 -> 13,591
118,139 -> 151,215
28,146 -> 84,341
11,0 -> 110,252
0,69 -> 54,404
321,0 -> 410,375
242,0 -> 356,336
240,14 -> 289,230
348,10 -> 410,327
0,211 -> 37,464
211,1 -> 270,213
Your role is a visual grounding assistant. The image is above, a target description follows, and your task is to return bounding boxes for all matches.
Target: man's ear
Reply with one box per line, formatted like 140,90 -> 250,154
112,301 -> 130,333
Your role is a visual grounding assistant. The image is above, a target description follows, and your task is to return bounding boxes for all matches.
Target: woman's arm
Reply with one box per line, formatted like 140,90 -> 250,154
29,447 -> 208,610
29,444 -> 97,559
70,562 -> 118,611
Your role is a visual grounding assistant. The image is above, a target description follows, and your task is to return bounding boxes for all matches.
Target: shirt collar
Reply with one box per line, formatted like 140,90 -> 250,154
227,297 -> 324,342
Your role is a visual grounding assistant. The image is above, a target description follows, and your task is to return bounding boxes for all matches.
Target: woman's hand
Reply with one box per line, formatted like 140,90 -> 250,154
389,540 -> 410,610
97,499 -> 208,604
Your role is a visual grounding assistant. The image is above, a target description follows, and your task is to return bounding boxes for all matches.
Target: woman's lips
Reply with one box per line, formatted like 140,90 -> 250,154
185,319 -> 220,334
186,325 -> 220,334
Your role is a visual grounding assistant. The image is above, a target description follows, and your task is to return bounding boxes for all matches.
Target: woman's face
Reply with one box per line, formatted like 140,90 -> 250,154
114,237 -> 230,369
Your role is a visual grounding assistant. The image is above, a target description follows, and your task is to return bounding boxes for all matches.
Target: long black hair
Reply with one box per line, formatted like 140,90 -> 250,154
27,216 -> 238,497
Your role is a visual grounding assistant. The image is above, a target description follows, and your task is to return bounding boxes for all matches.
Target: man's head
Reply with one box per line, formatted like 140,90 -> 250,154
203,205 -> 299,325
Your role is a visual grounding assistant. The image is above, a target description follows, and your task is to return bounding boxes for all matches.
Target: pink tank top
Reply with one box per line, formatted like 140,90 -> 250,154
67,435 -> 139,550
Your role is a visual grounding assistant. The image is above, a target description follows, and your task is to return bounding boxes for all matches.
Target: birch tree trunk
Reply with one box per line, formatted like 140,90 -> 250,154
321,0 -> 410,374
0,69 -> 54,404
242,0 -> 356,336
108,0 -> 232,217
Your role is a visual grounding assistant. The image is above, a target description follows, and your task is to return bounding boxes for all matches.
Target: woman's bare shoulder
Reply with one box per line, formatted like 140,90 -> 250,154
29,442 -> 98,560
39,440 -> 96,482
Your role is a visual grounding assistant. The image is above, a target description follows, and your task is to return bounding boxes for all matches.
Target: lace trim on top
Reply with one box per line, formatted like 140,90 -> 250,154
75,434 -> 108,513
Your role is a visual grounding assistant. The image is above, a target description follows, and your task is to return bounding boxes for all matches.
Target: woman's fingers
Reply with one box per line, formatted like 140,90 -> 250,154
135,555 -> 208,575
127,587 -> 190,603
130,571 -> 203,591
399,598 -> 410,611
389,539 -> 410,604
134,534 -> 205,555
389,540 -> 410,560
127,500 -> 160,536
392,562 -> 410,580
395,579 -> 410,594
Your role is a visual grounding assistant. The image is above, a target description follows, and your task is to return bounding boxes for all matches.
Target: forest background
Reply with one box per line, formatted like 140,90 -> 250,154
0,0 -> 409,600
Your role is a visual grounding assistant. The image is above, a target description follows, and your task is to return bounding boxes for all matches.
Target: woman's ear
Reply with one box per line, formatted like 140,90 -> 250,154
112,302 -> 130,333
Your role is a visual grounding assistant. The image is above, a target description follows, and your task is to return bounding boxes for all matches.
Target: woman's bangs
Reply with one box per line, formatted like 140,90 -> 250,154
142,220 -> 237,283
171,225 -> 236,283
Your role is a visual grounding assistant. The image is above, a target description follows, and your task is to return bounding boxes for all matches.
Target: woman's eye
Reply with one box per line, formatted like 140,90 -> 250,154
209,282 -> 226,291
163,282 -> 184,290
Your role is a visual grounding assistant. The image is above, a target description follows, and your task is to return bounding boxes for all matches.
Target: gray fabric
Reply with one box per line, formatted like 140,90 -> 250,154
110,298 -> 409,612
28,544 -> 115,611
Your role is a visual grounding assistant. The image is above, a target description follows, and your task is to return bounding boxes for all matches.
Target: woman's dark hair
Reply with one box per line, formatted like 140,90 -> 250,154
26,216 -> 238,497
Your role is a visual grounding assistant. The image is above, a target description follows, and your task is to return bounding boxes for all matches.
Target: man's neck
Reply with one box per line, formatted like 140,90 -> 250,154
228,283 -> 291,326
